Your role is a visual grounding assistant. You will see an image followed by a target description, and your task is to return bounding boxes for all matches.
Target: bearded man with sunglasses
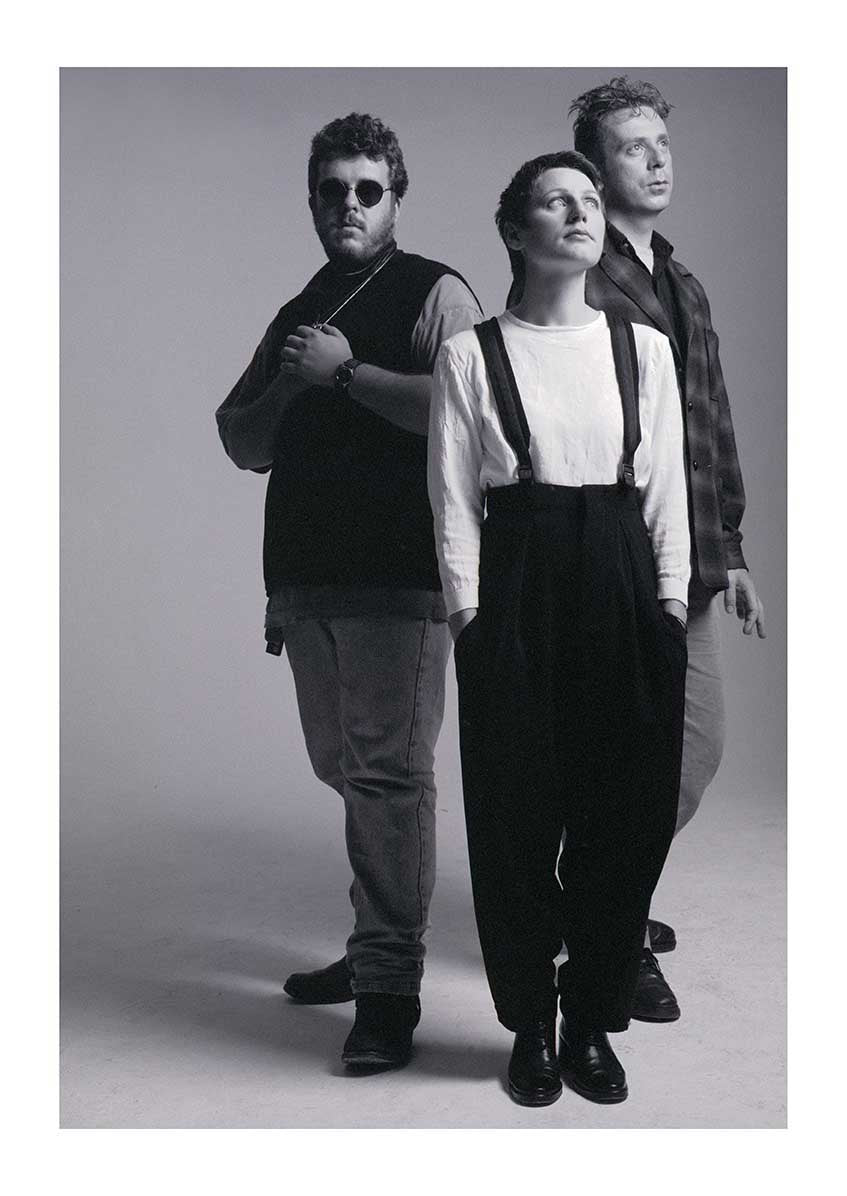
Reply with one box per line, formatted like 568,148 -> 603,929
216,112 -> 481,1072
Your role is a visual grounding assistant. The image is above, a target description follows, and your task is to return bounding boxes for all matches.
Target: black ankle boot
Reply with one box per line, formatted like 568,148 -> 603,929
630,949 -> 680,1022
342,993 -> 421,1071
508,1020 -> 563,1106
558,1023 -> 628,1104
283,956 -> 353,1004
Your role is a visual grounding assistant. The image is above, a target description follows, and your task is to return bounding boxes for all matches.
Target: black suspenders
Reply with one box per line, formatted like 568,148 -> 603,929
474,317 -> 534,484
473,314 -> 641,488
606,314 -> 641,488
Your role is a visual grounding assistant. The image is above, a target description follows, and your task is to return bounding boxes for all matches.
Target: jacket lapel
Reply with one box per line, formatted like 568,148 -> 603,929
597,248 -> 679,352
662,259 -> 701,349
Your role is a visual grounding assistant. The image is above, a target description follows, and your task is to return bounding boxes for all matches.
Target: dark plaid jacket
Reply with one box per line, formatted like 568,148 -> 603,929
586,224 -> 747,592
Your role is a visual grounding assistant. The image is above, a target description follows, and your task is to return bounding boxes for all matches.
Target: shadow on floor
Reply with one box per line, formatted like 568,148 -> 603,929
62,914 -> 503,1083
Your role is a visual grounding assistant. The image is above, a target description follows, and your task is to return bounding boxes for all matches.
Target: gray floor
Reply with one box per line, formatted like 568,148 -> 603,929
61,743 -> 785,1129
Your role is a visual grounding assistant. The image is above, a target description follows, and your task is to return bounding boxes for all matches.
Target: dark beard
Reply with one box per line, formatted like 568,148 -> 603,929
326,239 -> 397,278
313,213 -> 396,273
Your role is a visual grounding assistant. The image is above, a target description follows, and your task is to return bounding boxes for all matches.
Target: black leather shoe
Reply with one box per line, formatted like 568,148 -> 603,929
630,949 -> 681,1022
648,918 -> 677,954
558,1025 -> 628,1104
507,1020 -> 563,1107
342,994 -> 421,1071
283,956 -> 354,1004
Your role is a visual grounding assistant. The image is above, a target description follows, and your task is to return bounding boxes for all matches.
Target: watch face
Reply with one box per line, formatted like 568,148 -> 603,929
336,359 -> 359,390
335,361 -> 355,394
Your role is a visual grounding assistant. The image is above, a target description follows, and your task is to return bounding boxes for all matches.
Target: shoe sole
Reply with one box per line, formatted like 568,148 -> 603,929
629,1007 -> 681,1023
508,1080 -> 563,1107
342,1051 -> 411,1071
283,987 -> 355,1005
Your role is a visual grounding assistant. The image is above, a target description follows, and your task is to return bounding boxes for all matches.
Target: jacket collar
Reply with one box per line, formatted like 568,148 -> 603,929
599,222 -> 678,347
605,221 -> 674,264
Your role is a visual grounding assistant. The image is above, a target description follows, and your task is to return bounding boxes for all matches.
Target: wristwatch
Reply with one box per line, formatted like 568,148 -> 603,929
334,357 -> 361,398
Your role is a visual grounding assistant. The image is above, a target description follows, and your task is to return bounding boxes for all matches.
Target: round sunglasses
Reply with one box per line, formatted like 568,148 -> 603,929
315,178 -> 395,209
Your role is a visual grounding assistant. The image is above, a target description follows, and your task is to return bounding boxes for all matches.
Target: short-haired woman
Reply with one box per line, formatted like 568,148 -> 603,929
427,151 -> 689,1107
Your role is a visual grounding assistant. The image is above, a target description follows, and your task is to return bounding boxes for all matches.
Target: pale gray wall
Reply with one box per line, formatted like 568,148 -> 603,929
61,68 -> 785,825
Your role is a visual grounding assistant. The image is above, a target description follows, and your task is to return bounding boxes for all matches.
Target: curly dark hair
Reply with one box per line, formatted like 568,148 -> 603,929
307,112 -> 409,199
495,150 -> 604,290
570,76 -> 673,169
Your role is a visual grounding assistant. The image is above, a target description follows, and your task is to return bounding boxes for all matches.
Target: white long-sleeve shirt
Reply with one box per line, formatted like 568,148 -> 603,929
427,310 -> 691,616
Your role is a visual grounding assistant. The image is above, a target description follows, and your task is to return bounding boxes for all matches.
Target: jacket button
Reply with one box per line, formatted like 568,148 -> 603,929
687,401 -> 693,411
692,460 -> 699,470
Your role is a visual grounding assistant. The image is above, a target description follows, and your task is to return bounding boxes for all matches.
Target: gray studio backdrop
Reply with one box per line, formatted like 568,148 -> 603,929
60,67 -> 785,1128
61,67 -> 785,820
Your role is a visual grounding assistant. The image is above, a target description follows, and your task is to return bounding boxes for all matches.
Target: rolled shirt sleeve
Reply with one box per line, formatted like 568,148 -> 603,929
411,274 -> 484,372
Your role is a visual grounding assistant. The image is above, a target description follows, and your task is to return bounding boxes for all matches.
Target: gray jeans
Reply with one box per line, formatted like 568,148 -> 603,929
284,615 -> 451,995
675,580 -> 726,834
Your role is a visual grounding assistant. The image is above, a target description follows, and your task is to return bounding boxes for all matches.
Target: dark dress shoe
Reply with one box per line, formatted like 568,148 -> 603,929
630,949 -> 681,1022
648,918 -> 677,954
283,956 -> 353,1004
558,1025 -> 628,1104
507,1021 -> 563,1107
342,994 -> 421,1071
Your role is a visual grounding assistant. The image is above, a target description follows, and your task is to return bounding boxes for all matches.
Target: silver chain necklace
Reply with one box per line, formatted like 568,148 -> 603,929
311,245 -> 397,330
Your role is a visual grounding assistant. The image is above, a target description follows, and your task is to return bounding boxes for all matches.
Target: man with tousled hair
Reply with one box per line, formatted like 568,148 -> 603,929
216,112 -> 481,1071
565,76 -> 766,1022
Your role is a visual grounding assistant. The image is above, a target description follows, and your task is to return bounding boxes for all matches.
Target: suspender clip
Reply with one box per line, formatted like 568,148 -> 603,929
620,463 -> 636,488
517,466 -> 533,482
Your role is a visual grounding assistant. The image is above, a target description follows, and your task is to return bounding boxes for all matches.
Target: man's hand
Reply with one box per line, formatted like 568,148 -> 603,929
280,324 -> 353,388
724,568 -> 766,638
660,598 -> 687,628
448,607 -> 478,642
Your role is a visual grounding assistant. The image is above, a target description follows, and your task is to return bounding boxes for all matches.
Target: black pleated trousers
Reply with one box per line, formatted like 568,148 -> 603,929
455,482 -> 687,1033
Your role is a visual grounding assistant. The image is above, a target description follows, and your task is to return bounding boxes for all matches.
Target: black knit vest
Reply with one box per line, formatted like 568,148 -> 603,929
262,250 -> 468,595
